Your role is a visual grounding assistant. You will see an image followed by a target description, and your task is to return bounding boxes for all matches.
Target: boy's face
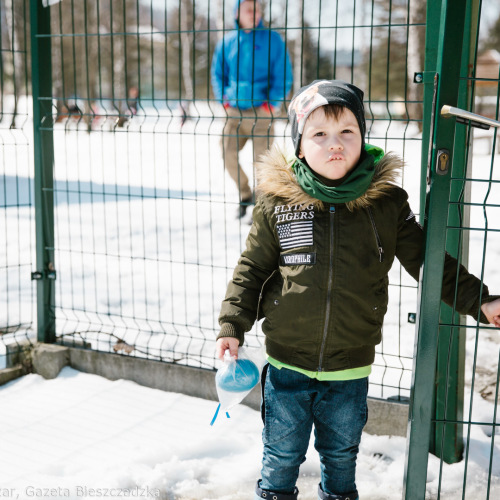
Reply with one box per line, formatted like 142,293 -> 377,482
298,107 -> 362,181
237,1 -> 262,30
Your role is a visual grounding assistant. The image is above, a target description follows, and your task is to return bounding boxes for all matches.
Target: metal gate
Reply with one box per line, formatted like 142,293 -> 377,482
404,0 -> 500,498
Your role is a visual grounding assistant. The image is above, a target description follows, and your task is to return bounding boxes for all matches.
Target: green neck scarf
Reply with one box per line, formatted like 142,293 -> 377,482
291,144 -> 384,204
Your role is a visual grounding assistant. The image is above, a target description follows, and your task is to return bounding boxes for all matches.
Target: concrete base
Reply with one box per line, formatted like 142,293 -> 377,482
32,343 -> 69,379
66,347 -> 263,410
27,344 -> 408,436
0,340 -> 33,386
0,365 -> 27,386
68,348 -> 222,403
365,398 -> 408,436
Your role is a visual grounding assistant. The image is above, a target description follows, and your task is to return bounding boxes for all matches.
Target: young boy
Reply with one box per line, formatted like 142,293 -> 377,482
215,80 -> 500,500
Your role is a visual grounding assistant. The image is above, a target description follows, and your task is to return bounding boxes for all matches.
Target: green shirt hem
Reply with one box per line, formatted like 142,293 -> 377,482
267,355 -> 371,381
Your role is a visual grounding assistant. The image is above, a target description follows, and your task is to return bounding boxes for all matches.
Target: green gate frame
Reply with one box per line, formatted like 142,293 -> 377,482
405,0 -> 482,496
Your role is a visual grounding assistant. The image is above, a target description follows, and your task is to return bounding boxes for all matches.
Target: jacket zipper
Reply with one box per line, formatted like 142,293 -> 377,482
367,207 -> 385,263
318,205 -> 336,371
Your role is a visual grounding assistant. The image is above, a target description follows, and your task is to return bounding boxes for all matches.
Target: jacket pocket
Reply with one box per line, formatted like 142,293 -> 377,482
372,278 -> 389,321
257,270 -> 279,321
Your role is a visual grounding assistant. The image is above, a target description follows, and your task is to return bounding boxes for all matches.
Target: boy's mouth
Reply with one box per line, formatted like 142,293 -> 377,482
328,154 -> 344,161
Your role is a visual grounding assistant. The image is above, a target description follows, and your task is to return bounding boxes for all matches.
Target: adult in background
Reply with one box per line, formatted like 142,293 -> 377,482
211,0 -> 293,218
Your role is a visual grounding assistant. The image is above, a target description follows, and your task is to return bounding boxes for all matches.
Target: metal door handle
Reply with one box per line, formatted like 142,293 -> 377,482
441,105 -> 500,129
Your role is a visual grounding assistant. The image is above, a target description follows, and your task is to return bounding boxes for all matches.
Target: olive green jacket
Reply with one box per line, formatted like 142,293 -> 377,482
218,147 -> 493,372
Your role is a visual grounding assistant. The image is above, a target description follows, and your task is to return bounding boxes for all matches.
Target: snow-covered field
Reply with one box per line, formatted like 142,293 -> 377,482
1,99 -> 500,498
0,366 -> 499,499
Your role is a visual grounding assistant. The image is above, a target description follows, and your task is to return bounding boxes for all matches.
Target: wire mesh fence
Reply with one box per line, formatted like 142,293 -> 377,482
3,0 -> 500,497
0,0 -> 34,369
6,0 -> 428,401
408,91 -> 500,498
429,7 -> 500,493
400,1 -> 500,496
35,0 -> 428,401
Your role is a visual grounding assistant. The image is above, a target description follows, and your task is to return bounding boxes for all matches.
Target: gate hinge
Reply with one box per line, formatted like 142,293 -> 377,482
31,263 -> 57,281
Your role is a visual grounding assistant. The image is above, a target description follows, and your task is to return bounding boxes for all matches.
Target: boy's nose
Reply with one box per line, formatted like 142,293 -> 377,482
329,140 -> 343,151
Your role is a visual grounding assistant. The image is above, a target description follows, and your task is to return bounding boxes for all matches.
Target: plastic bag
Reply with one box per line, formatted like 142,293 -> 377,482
210,346 -> 265,425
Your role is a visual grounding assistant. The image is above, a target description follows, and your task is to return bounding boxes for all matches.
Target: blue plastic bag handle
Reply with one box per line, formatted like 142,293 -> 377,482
210,403 -> 231,426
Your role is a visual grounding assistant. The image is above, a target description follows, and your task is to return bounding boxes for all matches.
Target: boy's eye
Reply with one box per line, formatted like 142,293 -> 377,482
314,131 -> 325,137
342,129 -> 353,134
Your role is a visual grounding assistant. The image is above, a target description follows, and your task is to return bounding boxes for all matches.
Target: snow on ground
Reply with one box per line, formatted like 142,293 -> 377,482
1,367 -> 500,500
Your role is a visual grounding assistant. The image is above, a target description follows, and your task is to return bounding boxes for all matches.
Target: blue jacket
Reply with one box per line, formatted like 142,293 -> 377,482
211,1 -> 293,109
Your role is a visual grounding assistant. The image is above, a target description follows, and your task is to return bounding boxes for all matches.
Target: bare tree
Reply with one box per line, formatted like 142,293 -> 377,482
180,0 -> 194,101
216,0 -> 225,39
3,0 -> 27,128
82,1 -> 99,129
293,0 -> 304,92
0,0 -> 14,111
407,0 -> 426,130
111,0 -> 127,123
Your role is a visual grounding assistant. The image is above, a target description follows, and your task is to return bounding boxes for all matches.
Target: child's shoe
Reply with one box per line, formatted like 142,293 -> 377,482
317,483 -> 358,500
255,480 -> 298,500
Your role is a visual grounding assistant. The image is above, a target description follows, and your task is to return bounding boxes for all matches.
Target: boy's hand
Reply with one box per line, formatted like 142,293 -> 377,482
481,299 -> 500,328
216,337 -> 240,360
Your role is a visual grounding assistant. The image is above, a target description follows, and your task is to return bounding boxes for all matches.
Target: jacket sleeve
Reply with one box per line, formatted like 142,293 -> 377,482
268,32 -> 293,108
394,189 -> 494,324
218,199 -> 280,344
211,39 -> 226,103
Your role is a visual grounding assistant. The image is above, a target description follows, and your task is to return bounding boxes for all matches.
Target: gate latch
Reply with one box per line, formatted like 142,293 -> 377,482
436,149 -> 450,176
441,105 -> 500,130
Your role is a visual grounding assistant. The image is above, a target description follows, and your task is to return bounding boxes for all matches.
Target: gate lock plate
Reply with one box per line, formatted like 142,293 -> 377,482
436,149 -> 450,176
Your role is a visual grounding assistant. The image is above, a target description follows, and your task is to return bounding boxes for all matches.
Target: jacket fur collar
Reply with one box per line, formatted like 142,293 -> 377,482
257,145 -> 403,211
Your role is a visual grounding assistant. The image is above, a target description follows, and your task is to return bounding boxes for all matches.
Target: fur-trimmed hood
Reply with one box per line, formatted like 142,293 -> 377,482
257,145 -> 403,211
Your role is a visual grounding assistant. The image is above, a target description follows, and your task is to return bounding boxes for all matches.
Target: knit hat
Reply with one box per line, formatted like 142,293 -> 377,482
288,79 -> 366,158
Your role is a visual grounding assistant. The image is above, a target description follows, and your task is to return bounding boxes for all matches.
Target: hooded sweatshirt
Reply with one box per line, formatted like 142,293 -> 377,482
211,0 -> 293,109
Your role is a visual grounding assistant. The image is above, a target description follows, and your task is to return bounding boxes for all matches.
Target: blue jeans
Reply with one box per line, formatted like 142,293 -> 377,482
259,364 -> 368,496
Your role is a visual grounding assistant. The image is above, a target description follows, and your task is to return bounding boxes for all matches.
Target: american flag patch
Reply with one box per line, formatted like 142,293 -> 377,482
276,221 -> 314,249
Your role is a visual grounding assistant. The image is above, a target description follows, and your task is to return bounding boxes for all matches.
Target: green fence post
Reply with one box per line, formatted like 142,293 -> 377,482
31,0 -> 56,343
432,0 -> 481,464
403,0 -> 468,497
